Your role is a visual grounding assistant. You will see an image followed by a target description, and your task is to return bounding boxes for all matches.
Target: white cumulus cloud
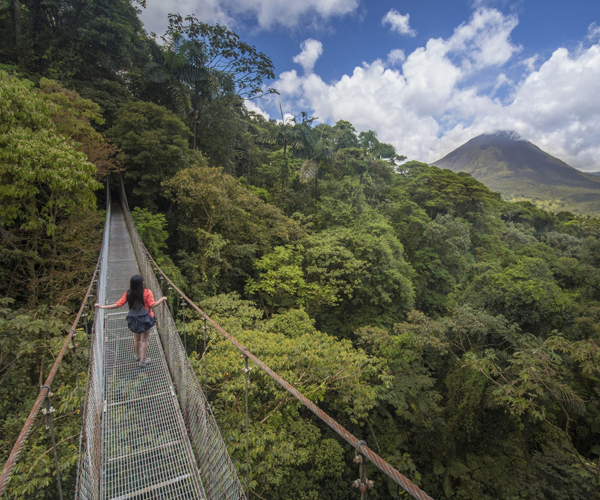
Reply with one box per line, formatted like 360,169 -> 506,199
140,0 -> 359,34
293,39 -> 324,74
382,9 -> 416,37
506,45 -> 600,168
140,0 -> 231,35
491,73 -> 512,95
244,99 -> 270,120
589,22 -> 600,42
273,8 -> 600,171
448,8 -> 521,69
387,49 -> 406,65
277,113 -> 295,125
520,55 -> 539,73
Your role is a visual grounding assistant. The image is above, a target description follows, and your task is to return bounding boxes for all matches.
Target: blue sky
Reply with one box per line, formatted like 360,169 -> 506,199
140,1 -> 600,171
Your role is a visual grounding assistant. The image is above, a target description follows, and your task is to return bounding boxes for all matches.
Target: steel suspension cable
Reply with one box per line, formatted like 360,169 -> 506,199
119,177 -> 244,499
142,246 -> 434,500
0,259 -> 101,497
242,351 -> 251,499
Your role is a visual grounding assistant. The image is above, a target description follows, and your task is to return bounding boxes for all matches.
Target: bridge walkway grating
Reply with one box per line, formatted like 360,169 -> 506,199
101,203 -> 205,500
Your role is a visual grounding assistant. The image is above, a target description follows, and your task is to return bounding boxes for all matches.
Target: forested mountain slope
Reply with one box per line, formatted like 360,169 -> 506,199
434,131 -> 600,214
1,2 -> 600,499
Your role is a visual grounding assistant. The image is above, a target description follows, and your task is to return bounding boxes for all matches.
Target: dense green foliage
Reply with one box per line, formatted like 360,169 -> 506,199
1,4 -> 600,500
109,101 -> 196,210
0,70 -> 101,497
0,71 -> 102,306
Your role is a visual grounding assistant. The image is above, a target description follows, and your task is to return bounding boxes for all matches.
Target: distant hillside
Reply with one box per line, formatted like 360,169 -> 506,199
588,171 -> 600,177
433,131 -> 600,215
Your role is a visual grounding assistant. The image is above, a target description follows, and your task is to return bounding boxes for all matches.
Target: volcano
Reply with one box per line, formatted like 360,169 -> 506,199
433,131 -> 600,214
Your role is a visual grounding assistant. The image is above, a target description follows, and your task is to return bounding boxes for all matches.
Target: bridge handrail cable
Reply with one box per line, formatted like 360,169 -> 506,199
0,182 -> 110,498
118,177 -> 246,500
76,182 -> 111,499
118,177 -> 433,500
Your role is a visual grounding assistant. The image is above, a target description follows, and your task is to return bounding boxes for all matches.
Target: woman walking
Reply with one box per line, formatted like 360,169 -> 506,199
95,274 -> 166,367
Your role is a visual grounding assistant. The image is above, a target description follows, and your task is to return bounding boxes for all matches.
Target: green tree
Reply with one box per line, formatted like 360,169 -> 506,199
131,206 -> 186,291
303,212 -> 415,334
467,334 -> 600,497
163,13 -> 276,100
0,298 -> 84,499
37,77 -> 123,180
109,101 -> 195,210
245,245 -> 337,316
0,0 -> 151,126
462,258 -> 574,334
400,164 -> 503,236
187,298 -> 378,499
255,148 -> 303,205
355,307 -> 597,500
164,164 -> 304,298
0,71 -> 101,304
145,13 -> 277,158
411,214 -> 472,313
131,207 -> 168,256
332,120 -> 359,149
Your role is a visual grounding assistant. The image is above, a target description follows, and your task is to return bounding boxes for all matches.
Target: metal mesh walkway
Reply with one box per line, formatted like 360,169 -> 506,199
101,203 -> 205,499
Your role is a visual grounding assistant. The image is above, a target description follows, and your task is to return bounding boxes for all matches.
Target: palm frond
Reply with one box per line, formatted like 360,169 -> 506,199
168,82 -> 192,116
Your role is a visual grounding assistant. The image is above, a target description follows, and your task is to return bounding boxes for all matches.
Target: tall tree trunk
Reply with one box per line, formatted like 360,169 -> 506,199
281,128 -> 288,193
192,85 -> 200,150
31,0 -> 45,73
193,110 -> 197,149
10,0 -> 21,64
280,102 -> 288,193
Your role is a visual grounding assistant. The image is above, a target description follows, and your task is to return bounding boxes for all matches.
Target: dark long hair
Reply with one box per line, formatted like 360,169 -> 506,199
127,275 -> 145,309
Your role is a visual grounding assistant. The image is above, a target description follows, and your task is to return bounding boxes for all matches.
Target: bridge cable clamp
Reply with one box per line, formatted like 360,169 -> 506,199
352,440 -> 374,493
351,479 -> 375,492
40,385 -> 53,397
355,440 -> 367,452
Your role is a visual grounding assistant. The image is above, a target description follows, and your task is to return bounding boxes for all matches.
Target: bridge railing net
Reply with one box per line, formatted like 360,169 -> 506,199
76,189 -> 111,500
118,179 -> 245,500
123,194 -> 435,500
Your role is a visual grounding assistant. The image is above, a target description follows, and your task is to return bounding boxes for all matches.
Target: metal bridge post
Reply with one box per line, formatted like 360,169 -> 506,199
41,385 -> 64,500
167,285 -> 173,321
352,442 -> 374,499
83,302 -> 89,336
70,330 -> 82,412
202,317 -> 208,388
242,349 -> 252,499
181,299 -> 187,353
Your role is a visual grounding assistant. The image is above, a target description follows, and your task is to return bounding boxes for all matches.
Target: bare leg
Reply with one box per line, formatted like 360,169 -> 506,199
133,333 -> 141,361
139,329 -> 151,366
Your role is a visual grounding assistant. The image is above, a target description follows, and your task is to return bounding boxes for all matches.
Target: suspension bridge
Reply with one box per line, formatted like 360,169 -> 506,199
0,179 -> 433,500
